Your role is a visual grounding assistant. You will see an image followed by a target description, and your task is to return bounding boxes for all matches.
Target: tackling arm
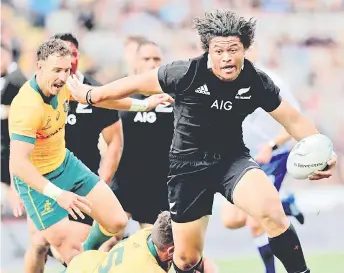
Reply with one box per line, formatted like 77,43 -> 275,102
92,69 -> 163,104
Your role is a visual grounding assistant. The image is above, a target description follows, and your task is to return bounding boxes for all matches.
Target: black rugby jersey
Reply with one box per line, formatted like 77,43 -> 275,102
65,74 -> 120,173
115,93 -> 174,178
158,53 -> 281,156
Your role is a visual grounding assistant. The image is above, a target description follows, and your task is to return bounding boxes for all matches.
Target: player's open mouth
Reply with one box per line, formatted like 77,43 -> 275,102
221,65 -> 235,73
53,83 -> 64,89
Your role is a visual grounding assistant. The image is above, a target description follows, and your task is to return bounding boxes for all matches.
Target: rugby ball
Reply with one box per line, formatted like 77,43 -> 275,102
287,134 -> 333,179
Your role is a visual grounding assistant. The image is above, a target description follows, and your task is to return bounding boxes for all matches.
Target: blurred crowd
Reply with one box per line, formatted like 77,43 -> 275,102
1,0 -> 344,186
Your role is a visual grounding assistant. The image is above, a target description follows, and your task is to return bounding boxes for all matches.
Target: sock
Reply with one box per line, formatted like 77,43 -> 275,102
82,221 -> 116,251
269,224 -> 308,273
173,257 -> 204,273
254,234 -> 275,273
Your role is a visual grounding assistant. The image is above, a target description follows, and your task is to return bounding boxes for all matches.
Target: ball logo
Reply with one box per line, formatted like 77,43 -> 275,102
293,162 -> 324,168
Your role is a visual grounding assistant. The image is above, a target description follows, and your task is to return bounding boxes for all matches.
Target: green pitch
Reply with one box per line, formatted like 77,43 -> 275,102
216,252 -> 344,273
14,251 -> 344,273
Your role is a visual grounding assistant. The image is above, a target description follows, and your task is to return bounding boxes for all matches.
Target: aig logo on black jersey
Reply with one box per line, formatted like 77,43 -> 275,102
211,100 -> 232,111
133,103 -> 173,123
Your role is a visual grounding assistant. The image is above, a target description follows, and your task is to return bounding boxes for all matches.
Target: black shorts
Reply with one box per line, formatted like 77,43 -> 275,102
112,173 -> 169,225
68,214 -> 93,226
167,152 -> 260,223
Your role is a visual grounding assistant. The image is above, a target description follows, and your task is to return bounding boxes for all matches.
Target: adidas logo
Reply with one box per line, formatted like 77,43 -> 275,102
195,84 -> 210,95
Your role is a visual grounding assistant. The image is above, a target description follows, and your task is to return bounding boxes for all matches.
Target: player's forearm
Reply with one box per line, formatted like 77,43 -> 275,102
283,114 -> 319,141
91,69 -> 162,103
10,158 -> 50,193
95,98 -> 149,112
99,142 -> 123,184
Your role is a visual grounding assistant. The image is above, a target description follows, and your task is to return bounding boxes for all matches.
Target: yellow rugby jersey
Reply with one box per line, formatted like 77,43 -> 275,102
9,77 -> 70,174
67,228 -> 170,273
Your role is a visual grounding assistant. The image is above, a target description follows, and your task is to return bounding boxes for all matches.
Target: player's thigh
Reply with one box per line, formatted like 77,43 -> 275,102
232,168 -> 289,236
172,216 -> 210,259
85,181 -> 127,231
67,220 -> 92,242
168,158 -> 215,255
27,216 -> 50,251
221,200 -> 247,229
64,151 -> 127,230
41,217 -> 80,248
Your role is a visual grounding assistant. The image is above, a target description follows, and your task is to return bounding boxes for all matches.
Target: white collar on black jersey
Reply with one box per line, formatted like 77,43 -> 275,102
75,70 -> 85,83
207,54 -> 244,70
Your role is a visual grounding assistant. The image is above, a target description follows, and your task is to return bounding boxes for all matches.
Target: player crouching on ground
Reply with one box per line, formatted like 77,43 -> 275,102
66,211 -> 218,273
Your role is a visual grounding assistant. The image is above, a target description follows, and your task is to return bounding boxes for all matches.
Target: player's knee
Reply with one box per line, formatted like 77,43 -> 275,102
247,218 -> 264,237
257,200 -> 289,234
30,232 -> 50,256
102,213 -> 128,235
174,252 -> 203,271
222,214 -> 246,229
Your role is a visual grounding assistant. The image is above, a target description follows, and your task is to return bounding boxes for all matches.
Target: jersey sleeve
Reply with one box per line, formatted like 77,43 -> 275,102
9,101 -> 42,144
97,107 -> 120,129
157,60 -> 195,95
256,69 -> 282,112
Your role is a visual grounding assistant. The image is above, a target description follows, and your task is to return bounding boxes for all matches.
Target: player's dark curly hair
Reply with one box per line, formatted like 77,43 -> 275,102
193,9 -> 256,51
151,211 -> 173,251
37,39 -> 71,61
52,33 -> 79,49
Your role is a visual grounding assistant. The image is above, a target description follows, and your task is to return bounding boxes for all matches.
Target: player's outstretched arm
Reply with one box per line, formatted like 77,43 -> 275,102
67,68 -> 163,104
93,94 -> 174,112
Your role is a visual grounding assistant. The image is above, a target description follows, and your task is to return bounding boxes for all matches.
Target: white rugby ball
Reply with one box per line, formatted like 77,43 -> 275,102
287,134 -> 333,179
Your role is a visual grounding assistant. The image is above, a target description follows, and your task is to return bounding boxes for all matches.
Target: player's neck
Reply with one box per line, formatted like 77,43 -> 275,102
36,74 -> 52,97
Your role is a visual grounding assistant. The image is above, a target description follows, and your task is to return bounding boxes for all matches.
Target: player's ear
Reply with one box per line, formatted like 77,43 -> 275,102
37,60 -> 43,71
166,245 -> 174,258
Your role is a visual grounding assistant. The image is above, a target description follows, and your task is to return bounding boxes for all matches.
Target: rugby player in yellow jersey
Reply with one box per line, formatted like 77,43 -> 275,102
67,211 -> 218,273
9,39 -> 174,265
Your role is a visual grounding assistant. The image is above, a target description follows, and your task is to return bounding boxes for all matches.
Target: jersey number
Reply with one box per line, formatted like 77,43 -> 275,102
76,103 -> 92,114
97,245 -> 124,272
155,102 -> 173,113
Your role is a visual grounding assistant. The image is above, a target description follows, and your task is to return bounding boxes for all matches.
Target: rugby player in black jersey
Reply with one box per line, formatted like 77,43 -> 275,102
67,10 -> 337,273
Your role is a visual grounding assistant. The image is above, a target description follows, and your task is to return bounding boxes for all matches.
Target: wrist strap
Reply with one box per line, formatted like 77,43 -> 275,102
43,182 -> 63,201
129,99 -> 148,112
86,89 -> 94,105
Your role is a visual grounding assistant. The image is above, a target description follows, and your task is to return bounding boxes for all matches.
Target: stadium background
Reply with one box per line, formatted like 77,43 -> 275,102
1,0 -> 343,272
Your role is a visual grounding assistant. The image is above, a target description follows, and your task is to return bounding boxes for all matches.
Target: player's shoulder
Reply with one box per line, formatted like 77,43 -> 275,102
12,80 -> 43,108
249,62 -> 278,91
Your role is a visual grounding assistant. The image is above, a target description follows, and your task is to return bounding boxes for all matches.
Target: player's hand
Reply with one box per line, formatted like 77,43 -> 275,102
254,143 -> 273,164
8,187 -> 25,217
308,153 -> 337,180
66,74 -> 92,104
146,93 -> 174,111
56,191 -> 92,220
